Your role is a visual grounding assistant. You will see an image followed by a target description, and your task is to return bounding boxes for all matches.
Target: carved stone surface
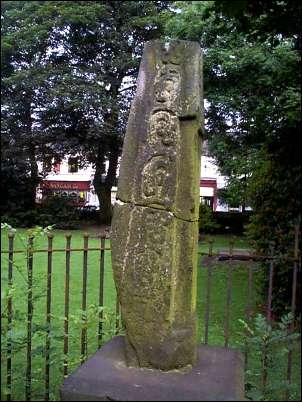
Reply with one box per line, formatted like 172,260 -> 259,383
111,40 -> 203,371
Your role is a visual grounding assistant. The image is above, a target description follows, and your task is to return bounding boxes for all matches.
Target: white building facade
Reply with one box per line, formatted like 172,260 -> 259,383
36,156 -> 117,208
37,150 -> 245,212
199,155 -> 229,212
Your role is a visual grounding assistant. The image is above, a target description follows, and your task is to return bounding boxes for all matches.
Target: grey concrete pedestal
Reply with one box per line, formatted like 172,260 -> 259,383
60,336 -> 245,401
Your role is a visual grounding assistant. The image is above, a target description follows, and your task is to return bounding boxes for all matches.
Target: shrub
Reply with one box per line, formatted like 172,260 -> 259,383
1,196 -> 82,229
36,195 -> 80,229
1,209 -> 40,228
199,203 -> 220,233
77,206 -> 99,221
240,313 -> 300,401
213,211 -> 252,234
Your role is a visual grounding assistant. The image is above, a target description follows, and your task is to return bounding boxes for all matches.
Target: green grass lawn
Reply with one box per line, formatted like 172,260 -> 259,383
199,233 -> 251,253
1,228 -> 300,401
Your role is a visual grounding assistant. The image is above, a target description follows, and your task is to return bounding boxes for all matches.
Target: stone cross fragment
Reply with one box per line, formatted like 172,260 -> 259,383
111,40 -> 203,371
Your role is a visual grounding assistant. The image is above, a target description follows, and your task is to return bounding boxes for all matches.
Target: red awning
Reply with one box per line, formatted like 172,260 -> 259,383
41,180 -> 91,191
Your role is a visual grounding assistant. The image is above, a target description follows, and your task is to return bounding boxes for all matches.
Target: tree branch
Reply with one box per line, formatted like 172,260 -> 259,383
118,85 -> 136,93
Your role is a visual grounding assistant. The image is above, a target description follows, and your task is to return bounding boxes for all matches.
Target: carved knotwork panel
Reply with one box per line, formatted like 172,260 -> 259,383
141,155 -> 175,206
123,208 -> 173,314
148,111 -> 179,147
154,65 -> 181,109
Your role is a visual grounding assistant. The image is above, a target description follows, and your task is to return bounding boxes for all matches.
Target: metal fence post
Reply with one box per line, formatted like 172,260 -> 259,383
6,231 -> 15,402
266,243 -> 275,323
80,233 -> 89,364
98,236 -> 105,348
63,234 -> 71,378
224,239 -> 234,348
203,239 -> 214,345
285,224 -> 300,400
45,233 -> 53,401
25,235 -> 34,401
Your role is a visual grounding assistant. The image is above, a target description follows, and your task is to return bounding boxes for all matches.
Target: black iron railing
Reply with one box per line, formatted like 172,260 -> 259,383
1,226 -> 300,401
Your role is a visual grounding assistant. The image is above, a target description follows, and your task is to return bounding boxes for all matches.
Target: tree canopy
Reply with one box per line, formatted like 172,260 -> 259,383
164,0 -> 301,313
164,0 -> 301,235
2,0 -> 301,246
1,0 -> 170,222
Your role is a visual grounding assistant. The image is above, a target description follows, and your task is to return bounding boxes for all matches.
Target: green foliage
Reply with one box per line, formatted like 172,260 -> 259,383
213,1 -> 301,43
164,1 -> 301,311
2,209 -> 41,229
199,203 -> 220,233
1,195 -> 81,229
77,206 -> 99,222
37,195 -> 80,229
213,211 -> 252,234
1,222 -> 16,233
246,156 -> 301,315
0,151 -> 36,215
240,313 -> 300,401
210,145 -> 260,211
1,1 -> 171,223
199,206 -> 252,235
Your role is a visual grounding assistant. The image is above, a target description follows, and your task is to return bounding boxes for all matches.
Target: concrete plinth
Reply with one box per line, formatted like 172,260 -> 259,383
60,336 -> 245,401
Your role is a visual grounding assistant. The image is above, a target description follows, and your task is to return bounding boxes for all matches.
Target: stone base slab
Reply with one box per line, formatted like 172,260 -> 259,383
60,336 -> 245,401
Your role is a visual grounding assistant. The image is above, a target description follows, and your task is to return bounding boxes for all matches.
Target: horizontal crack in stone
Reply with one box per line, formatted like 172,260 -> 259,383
115,197 -> 198,223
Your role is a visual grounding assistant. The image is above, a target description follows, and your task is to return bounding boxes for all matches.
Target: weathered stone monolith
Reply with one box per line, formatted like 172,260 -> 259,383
111,40 -> 203,371
60,40 -> 245,401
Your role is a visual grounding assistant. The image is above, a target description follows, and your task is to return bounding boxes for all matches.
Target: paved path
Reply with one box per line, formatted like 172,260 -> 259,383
218,248 -> 252,260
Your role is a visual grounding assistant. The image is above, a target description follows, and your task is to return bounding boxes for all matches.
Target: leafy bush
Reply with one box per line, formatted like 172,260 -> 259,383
36,195 -> 80,229
213,211 -> 252,234
1,196 -> 81,229
199,203 -> 220,233
77,206 -> 99,221
245,152 -> 301,316
240,313 -> 300,401
1,209 -> 40,228
199,207 -> 252,235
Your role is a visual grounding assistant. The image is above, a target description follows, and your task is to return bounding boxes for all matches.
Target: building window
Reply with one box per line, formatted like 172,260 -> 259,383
53,159 -> 61,173
228,205 -> 241,212
79,191 -> 85,202
68,157 -> 79,173
200,196 -> 214,210
43,157 -> 52,172
69,191 -> 78,200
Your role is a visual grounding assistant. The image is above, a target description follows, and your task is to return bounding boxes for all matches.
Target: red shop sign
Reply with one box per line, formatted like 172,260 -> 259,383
41,180 -> 91,191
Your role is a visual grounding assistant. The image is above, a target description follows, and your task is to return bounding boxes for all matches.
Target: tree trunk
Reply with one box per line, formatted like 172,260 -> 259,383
28,145 -> 39,209
93,146 -> 118,225
93,144 -> 120,224
242,173 -> 247,213
25,97 -> 39,210
96,185 -> 113,224
93,81 -> 122,224
93,147 -> 107,224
